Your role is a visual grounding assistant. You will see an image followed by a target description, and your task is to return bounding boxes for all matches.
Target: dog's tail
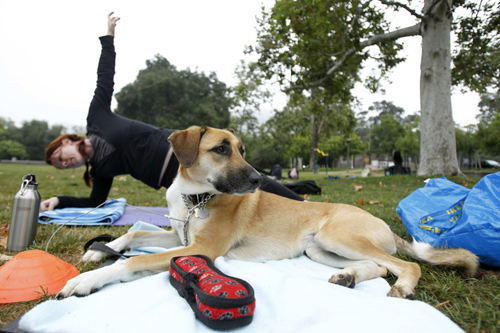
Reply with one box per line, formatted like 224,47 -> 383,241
393,233 -> 479,276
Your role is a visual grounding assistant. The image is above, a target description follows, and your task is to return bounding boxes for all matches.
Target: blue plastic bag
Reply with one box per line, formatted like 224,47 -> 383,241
397,172 -> 500,267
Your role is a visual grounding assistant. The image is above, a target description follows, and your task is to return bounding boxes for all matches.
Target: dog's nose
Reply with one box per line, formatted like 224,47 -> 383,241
249,172 -> 263,187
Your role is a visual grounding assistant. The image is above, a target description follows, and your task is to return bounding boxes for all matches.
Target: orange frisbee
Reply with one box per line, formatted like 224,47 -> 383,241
0,250 -> 80,304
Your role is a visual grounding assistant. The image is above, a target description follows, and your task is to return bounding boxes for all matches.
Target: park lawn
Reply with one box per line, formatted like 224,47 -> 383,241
0,163 -> 499,332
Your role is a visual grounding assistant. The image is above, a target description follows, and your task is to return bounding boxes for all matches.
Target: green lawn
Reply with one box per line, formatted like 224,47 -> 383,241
0,163 -> 499,332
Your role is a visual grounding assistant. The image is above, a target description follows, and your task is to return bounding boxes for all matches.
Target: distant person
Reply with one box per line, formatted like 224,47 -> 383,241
41,13 -> 302,212
388,150 -> 409,175
288,167 -> 299,179
393,151 -> 403,167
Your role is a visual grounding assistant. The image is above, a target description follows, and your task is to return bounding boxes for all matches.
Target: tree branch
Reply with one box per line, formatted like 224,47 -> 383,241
285,23 -> 422,92
379,0 -> 425,20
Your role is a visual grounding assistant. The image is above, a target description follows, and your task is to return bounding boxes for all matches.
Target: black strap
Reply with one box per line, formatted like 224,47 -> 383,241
83,234 -> 143,259
89,242 -> 133,258
83,234 -> 117,253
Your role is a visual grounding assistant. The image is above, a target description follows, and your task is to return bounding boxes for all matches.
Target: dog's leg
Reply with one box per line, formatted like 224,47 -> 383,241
83,230 -> 182,262
305,243 -> 387,288
59,244 -> 222,299
314,226 -> 421,299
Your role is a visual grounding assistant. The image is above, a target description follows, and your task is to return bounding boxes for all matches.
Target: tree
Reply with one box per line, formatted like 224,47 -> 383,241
0,140 -> 27,160
0,117 -> 21,143
395,115 -> 420,155
251,102 -> 310,167
253,0 -> 499,176
371,114 -> 406,157
455,124 -> 479,167
319,134 -> 367,167
474,90 -> 500,157
275,91 -> 355,171
115,55 -> 232,130
477,112 -> 500,156
477,89 -> 500,123
18,120 -> 49,160
302,92 -> 356,171
396,116 -> 421,167
230,61 -> 271,137
16,120 -> 66,160
368,100 -> 405,124
452,1 -> 500,93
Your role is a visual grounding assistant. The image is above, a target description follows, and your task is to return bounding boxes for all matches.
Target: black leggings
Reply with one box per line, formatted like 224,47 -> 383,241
260,176 -> 304,201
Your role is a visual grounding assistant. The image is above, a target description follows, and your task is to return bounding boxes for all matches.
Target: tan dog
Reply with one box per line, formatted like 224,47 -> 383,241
58,126 -> 478,299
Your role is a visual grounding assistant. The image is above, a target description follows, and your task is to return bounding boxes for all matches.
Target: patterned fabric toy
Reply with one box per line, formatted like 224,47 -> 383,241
170,255 -> 255,330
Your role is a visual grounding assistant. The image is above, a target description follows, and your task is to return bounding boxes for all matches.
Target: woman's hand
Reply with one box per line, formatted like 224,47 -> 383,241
40,197 -> 60,212
107,12 -> 120,36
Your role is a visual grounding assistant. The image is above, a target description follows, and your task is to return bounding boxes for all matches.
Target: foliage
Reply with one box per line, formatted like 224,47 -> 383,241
0,140 -> 28,160
248,101 -> 307,167
452,0 -> 500,93
455,124 -> 478,158
0,118 -> 65,161
371,114 -> 406,157
252,93 -> 357,169
17,120 -> 50,161
356,101 -> 417,159
395,116 -> 420,156
115,55 -> 232,130
477,112 -> 500,155
230,61 -> 271,136
252,0 -> 404,95
470,89 -> 500,157
477,89 -> 500,123
319,134 -> 367,165
368,100 -> 405,124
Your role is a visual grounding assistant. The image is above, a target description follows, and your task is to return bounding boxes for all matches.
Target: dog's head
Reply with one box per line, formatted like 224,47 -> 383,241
168,126 -> 263,195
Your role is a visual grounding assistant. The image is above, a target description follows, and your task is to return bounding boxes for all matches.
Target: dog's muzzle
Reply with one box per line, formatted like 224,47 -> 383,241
213,168 -> 263,195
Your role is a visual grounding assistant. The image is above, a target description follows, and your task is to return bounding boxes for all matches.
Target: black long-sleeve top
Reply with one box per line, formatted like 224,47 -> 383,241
57,36 -> 178,208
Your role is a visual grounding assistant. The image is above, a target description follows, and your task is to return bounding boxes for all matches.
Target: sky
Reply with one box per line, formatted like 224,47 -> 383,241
0,1 -> 481,132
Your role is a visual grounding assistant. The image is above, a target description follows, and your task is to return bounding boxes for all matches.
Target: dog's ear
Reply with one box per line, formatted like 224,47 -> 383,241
168,126 -> 207,168
225,128 -> 235,134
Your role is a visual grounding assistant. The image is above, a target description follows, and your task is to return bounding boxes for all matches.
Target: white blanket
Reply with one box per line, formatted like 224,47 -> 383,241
19,255 -> 463,333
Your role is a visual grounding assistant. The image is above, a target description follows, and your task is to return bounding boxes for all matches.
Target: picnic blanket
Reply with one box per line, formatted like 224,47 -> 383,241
38,198 -> 171,227
17,225 -> 464,333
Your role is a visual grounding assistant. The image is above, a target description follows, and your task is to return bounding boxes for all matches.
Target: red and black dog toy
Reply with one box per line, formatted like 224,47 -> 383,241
169,255 -> 255,330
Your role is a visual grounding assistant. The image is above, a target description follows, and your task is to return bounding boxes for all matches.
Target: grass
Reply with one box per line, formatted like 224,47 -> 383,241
1,163 -> 499,332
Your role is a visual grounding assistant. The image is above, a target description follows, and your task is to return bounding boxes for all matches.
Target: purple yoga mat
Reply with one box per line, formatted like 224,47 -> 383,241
112,206 -> 171,227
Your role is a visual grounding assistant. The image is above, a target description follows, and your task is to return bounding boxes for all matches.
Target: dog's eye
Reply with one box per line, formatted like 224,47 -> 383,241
214,146 -> 226,154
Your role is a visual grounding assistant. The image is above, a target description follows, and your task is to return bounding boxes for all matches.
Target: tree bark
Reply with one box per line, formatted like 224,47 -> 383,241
418,0 -> 462,176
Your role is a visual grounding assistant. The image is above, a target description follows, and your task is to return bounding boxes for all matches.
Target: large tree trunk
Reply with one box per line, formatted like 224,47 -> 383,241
418,0 -> 461,176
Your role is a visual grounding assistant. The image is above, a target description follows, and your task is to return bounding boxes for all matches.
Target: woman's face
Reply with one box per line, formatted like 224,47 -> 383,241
50,139 -> 86,169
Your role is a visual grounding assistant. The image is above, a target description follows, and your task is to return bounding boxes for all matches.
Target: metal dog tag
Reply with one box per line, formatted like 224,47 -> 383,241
195,208 -> 209,219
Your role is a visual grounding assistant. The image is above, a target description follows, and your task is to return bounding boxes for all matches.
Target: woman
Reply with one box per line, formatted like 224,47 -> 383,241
41,13 -> 302,212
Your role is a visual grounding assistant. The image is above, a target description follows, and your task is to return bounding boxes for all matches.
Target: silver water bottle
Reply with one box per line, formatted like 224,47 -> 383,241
7,174 -> 41,251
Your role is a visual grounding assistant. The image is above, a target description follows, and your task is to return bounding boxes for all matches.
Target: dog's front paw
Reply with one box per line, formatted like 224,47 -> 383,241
57,263 -> 127,299
57,271 -> 104,299
82,249 -> 106,262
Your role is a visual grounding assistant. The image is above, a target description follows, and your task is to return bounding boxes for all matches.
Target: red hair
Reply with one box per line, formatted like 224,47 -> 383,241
45,134 -> 93,187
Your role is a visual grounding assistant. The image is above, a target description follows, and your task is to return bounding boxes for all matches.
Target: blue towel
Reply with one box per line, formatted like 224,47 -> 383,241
38,198 -> 126,226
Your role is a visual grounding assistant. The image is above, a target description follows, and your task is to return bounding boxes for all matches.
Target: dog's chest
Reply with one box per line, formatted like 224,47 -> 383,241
167,194 -> 212,246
